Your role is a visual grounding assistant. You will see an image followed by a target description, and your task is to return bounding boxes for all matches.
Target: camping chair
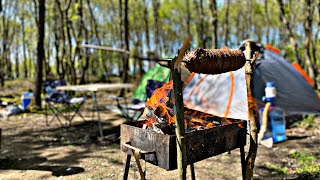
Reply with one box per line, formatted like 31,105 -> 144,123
44,79 -> 87,127
110,79 -> 166,122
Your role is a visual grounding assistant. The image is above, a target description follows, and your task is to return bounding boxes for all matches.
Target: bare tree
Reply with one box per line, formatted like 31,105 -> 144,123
153,0 -> 161,56
186,0 -> 191,37
265,0 -> 271,44
34,0 -> 45,108
303,0 -> 316,88
277,0 -> 301,64
143,0 -> 150,49
209,0 -> 218,48
223,0 -> 230,47
21,11 -> 28,78
122,0 -> 129,83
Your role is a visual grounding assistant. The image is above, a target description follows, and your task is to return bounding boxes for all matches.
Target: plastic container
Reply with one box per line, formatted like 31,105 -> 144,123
269,106 -> 286,143
259,106 -> 287,143
21,92 -> 33,111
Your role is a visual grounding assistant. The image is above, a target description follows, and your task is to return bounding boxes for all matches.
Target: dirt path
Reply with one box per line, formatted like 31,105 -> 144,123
0,107 -> 319,180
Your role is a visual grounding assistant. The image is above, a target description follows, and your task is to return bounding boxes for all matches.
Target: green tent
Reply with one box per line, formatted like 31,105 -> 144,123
133,64 -> 171,101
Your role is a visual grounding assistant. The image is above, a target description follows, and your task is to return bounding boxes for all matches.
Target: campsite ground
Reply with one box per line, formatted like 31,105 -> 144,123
0,79 -> 319,180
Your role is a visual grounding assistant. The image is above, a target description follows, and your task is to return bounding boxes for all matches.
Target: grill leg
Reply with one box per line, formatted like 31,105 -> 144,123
123,154 -> 131,180
240,146 -> 246,180
190,163 -> 196,180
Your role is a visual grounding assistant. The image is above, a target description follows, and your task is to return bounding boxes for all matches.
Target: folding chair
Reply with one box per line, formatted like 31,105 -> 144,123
44,79 -> 86,127
111,79 -> 166,122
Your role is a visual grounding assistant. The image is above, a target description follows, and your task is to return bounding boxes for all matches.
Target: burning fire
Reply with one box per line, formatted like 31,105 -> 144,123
146,81 -> 173,110
144,81 -> 220,132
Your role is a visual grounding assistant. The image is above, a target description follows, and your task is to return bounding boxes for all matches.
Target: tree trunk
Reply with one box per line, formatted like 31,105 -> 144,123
15,49 -> 19,78
312,0 -> 320,89
264,0 -> 270,44
21,13 -> 28,78
277,0 -> 301,64
55,0 -> 67,78
122,0 -> 129,83
209,0 -> 218,48
119,0 -> 130,96
86,0 -> 101,45
186,0 -> 191,37
200,0 -> 206,48
119,0 -> 124,48
303,0 -> 316,88
64,1 -> 76,84
223,0 -> 230,47
143,0 -> 150,49
235,0 -> 242,46
153,0 -> 161,56
0,0 -> 8,87
34,0 -> 45,108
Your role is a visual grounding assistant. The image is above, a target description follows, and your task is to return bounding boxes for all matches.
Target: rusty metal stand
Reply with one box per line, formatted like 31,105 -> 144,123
123,154 -> 131,180
190,163 -> 196,180
123,141 -> 199,180
123,153 -> 197,180
123,142 -> 156,180
240,146 -> 246,179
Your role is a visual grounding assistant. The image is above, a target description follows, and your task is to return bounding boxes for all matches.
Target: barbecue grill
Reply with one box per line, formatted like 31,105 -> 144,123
121,47 -> 251,180
121,116 -> 246,170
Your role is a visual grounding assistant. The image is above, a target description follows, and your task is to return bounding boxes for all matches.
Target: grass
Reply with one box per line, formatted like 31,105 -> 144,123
293,114 -> 316,129
264,162 -> 289,175
289,150 -> 320,178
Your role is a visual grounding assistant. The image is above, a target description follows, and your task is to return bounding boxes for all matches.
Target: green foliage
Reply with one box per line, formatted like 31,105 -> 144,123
289,150 -> 320,178
293,114 -> 315,128
0,0 -> 319,88
264,162 -> 289,175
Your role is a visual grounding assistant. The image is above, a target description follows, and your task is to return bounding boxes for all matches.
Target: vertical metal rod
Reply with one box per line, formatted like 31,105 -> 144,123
171,59 -> 187,180
240,146 -> 246,180
92,91 -> 104,138
123,154 -> 131,180
190,163 -> 196,180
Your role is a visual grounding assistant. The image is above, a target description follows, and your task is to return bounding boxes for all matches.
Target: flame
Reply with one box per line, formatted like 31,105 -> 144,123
146,81 -> 173,110
155,105 -> 176,125
144,81 -> 221,130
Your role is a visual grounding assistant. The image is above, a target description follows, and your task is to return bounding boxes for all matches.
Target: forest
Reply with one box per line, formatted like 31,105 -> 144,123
0,1 -> 320,179
0,0 -> 319,98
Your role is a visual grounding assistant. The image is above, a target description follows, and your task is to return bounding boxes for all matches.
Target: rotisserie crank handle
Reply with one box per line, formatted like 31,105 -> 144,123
123,142 -> 155,154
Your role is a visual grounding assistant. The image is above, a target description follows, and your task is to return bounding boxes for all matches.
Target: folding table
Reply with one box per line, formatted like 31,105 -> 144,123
56,83 -> 135,138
